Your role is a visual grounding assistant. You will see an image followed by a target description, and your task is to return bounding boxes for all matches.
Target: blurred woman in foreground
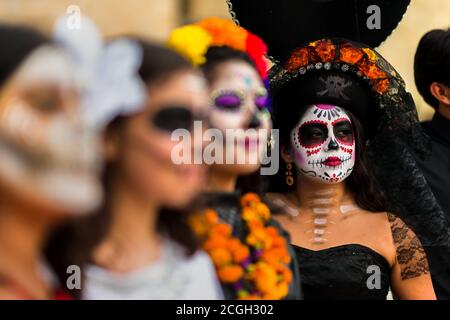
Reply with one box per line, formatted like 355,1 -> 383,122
0,24 -> 102,299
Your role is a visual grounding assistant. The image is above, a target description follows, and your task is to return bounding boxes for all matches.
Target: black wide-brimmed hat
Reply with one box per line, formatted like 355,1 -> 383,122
227,0 -> 411,61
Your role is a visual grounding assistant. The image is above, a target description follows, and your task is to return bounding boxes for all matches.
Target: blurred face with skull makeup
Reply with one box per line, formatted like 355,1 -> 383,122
0,46 -> 101,215
0,26 -> 101,300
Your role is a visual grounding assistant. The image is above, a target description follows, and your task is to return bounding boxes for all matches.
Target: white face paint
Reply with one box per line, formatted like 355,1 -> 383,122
0,46 -> 102,214
208,60 -> 271,168
291,104 -> 356,184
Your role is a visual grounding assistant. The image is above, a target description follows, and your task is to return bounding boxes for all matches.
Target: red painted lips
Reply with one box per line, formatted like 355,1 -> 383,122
323,156 -> 342,167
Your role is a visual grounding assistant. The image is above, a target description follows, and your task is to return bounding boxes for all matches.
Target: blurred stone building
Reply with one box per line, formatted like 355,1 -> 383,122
0,0 -> 448,119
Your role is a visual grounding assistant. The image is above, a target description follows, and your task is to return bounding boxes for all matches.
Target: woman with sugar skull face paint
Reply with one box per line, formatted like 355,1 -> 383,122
169,18 -> 302,300
268,38 -> 436,300
45,16 -> 223,300
0,24 -> 102,299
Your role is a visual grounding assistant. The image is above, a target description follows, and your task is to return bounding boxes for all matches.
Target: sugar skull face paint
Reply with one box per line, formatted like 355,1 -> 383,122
0,46 -> 102,214
291,104 -> 355,184
208,60 -> 271,171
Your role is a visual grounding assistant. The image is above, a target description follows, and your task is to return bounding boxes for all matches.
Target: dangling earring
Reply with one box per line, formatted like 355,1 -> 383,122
285,162 -> 294,186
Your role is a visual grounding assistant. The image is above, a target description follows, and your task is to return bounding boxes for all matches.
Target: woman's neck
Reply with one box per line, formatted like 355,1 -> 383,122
0,199 -> 54,298
294,178 -> 348,213
207,167 -> 238,193
93,178 -> 161,273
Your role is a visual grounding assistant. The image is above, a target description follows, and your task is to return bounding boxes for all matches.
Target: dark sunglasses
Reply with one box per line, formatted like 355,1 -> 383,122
151,105 -> 208,132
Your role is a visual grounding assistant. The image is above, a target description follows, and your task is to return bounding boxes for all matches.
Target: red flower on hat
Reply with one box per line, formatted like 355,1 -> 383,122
246,32 -> 269,79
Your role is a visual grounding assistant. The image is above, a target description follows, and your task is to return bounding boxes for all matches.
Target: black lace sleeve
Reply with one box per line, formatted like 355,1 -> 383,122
369,128 -> 450,248
388,213 -> 430,280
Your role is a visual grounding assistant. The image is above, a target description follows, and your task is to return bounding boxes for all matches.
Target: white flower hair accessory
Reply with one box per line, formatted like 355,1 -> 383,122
53,15 -> 147,130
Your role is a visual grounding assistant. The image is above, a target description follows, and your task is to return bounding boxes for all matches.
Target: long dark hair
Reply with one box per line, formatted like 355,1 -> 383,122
45,39 -> 200,299
269,96 -> 389,213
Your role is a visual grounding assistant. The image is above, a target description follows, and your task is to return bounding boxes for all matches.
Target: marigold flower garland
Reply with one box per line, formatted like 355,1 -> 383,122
284,39 -> 390,94
190,193 -> 293,300
168,17 -> 269,80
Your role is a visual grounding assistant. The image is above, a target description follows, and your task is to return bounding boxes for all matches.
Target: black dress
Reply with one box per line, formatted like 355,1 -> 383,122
293,244 -> 390,300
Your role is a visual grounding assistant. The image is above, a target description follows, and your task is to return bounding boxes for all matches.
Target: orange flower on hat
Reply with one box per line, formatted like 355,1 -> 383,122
312,39 -> 336,62
285,47 -> 309,71
197,17 -> 247,52
340,44 -> 364,65
373,79 -> 390,95
360,62 -> 387,80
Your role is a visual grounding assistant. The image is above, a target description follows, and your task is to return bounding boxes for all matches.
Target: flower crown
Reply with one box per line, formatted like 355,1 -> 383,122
271,38 -> 405,98
168,17 -> 269,80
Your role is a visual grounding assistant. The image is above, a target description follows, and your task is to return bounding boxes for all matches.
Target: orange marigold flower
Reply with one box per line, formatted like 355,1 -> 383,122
373,78 -> 390,95
205,209 -> 219,224
270,282 -> 289,300
340,45 -> 364,65
359,61 -> 387,80
241,193 -> 261,207
218,265 -> 244,283
285,47 -> 309,71
272,235 -> 287,248
255,203 -> 270,220
189,214 -> 208,236
212,223 -> 232,237
203,235 -> 227,251
197,17 -> 247,52
242,207 -> 259,222
313,39 -> 336,62
254,263 -> 278,293
210,248 -> 233,267
232,245 -> 250,263
246,219 -> 264,231
266,226 -> 279,237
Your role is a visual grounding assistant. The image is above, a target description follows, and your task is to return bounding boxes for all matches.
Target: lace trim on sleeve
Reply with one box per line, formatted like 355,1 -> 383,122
388,213 -> 430,280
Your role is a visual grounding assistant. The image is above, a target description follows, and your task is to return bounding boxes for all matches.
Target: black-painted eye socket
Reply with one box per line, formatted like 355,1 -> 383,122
333,120 -> 354,144
299,123 -> 328,147
151,106 -> 196,132
213,92 -> 243,111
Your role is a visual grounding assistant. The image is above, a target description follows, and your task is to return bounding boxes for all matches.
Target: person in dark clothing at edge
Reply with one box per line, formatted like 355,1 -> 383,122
414,28 -> 450,300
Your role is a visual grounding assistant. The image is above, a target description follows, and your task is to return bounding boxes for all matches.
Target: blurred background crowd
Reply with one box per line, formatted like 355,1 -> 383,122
0,0 -> 449,120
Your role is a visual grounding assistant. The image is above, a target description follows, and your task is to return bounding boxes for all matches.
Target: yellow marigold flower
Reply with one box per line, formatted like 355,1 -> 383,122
255,203 -> 270,220
242,207 -> 258,222
167,25 -> 212,65
241,193 -> 261,207
362,47 -> 378,62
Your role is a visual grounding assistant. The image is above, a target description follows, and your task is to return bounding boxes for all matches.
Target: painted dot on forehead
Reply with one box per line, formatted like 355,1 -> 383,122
243,75 -> 253,88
